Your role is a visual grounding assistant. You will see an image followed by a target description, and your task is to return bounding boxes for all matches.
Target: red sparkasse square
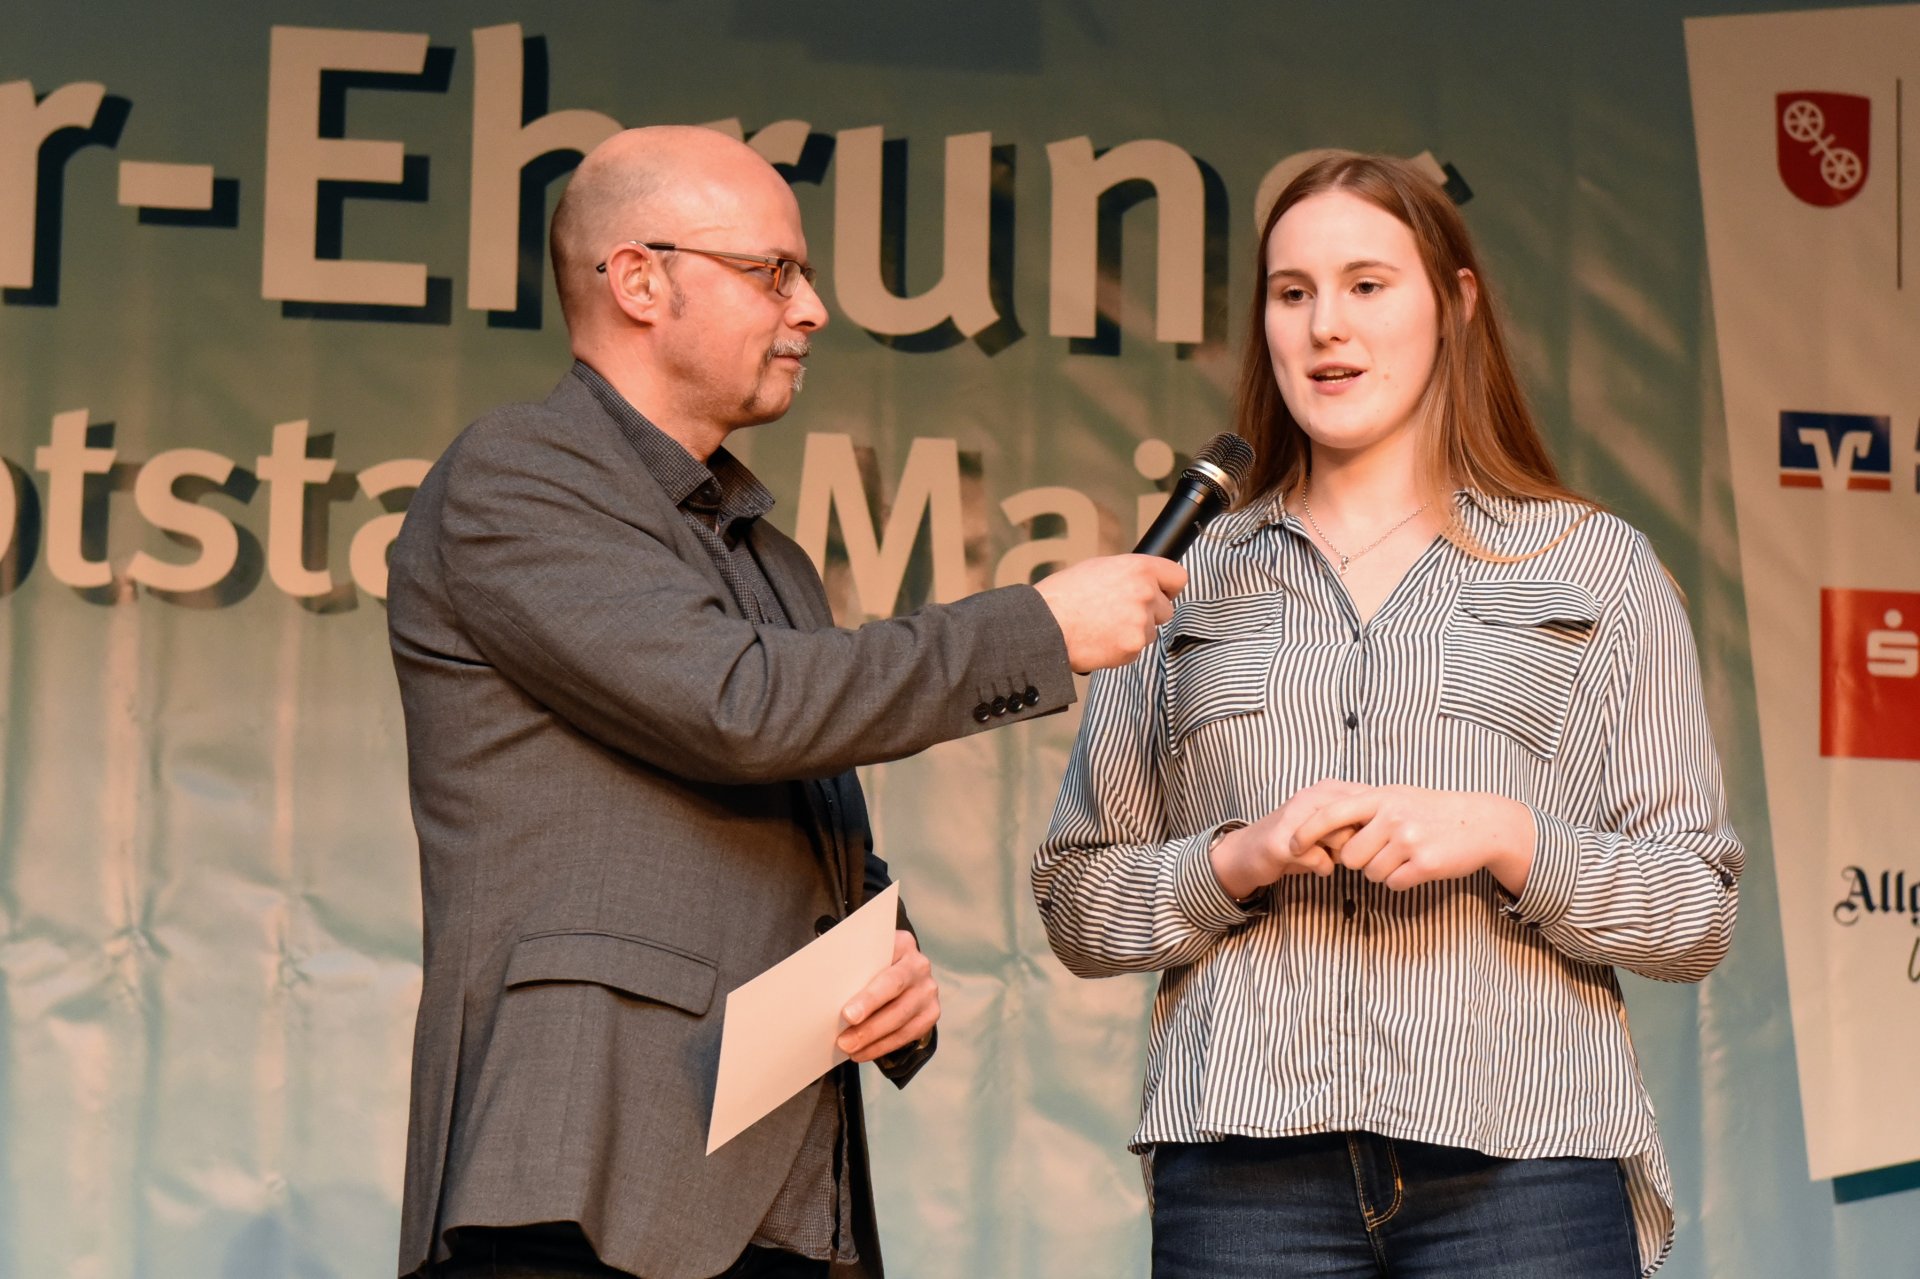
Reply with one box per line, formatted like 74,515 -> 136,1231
1820,588 -> 1920,760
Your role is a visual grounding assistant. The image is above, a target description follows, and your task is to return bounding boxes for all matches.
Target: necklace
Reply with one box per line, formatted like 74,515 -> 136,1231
1299,480 -> 1430,578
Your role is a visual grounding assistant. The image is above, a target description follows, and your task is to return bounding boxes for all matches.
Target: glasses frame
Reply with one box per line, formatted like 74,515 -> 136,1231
595,241 -> 817,298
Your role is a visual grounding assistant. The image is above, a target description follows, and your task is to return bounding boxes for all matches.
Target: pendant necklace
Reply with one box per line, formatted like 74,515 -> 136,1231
1299,480 -> 1430,578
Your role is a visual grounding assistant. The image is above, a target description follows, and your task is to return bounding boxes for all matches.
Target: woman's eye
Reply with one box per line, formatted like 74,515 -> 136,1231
1274,286 -> 1308,304
1353,279 -> 1384,296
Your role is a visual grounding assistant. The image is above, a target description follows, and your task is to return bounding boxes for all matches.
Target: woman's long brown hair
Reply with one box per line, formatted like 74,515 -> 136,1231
1232,153 -> 1594,552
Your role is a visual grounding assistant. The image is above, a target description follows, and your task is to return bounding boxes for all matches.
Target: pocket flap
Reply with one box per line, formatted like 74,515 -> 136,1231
1455,580 -> 1600,631
505,931 -> 718,1016
1164,594 -> 1281,654
1163,594 -> 1281,747
1440,580 -> 1599,759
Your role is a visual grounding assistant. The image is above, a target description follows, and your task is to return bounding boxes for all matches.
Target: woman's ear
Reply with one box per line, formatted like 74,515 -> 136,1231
1457,268 -> 1479,323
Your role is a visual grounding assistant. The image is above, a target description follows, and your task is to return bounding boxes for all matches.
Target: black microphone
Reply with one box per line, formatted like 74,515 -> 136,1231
1133,433 -> 1256,561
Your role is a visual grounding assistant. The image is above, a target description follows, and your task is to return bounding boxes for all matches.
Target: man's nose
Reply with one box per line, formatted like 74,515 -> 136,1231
787,274 -> 829,331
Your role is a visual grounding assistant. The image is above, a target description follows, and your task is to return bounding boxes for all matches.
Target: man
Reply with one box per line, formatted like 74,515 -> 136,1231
387,126 -> 1184,1279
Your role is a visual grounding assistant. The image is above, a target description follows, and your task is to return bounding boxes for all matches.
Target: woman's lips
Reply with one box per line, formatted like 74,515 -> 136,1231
1307,367 -> 1364,393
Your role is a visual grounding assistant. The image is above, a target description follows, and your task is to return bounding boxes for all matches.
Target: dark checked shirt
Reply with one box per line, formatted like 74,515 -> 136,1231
575,362 -> 855,1266
1033,490 -> 1743,1278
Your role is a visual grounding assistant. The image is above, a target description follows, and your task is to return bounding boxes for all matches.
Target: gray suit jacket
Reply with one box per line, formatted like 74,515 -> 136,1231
387,372 -> 1073,1279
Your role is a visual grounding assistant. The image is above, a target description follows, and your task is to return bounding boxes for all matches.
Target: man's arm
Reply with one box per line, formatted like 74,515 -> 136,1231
432,416 -> 1179,784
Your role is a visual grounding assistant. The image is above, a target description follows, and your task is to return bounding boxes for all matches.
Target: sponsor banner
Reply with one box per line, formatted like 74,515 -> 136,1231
1688,5 -> 1920,1180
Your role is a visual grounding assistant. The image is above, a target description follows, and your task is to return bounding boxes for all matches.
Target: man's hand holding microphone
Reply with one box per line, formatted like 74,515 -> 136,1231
1032,433 -> 1254,672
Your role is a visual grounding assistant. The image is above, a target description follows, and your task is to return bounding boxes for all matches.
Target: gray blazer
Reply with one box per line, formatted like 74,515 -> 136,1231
387,373 -> 1073,1279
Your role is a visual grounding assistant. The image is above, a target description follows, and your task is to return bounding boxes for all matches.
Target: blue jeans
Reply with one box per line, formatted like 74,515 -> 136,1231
1150,1132 -> 1640,1279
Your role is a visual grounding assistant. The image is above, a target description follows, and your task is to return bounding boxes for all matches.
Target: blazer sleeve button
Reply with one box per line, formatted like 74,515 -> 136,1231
991,696 -> 1009,716
1023,685 -> 1040,706
972,702 -> 992,722
815,914 -> 838,936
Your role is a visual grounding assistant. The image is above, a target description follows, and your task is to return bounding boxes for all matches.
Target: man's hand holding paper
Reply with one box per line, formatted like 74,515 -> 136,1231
837,929 -> 940,1063
710,884 -> 946,1154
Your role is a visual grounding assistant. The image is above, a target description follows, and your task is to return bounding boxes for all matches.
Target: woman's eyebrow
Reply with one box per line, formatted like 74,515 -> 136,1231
1265,258 -> 1399,281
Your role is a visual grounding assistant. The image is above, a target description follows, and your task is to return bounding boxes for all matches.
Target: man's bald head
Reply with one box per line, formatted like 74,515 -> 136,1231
549,126 -> 791,332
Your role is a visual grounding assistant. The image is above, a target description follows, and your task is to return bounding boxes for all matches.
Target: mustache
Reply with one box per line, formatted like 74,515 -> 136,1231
769,338 -> 810,391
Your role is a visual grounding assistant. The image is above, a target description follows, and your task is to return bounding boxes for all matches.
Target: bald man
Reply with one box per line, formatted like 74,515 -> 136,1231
386,127 -> 1184,1279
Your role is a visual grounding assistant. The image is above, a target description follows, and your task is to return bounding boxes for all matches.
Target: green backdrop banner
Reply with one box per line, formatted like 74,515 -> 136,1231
1,4 -> 1914,1277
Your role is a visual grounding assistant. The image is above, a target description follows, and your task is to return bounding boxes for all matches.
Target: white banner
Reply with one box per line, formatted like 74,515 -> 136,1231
1687,4 -> 1920,1181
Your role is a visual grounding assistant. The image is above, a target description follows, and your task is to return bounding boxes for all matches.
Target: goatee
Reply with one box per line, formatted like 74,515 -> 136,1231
770,339 -> 811,392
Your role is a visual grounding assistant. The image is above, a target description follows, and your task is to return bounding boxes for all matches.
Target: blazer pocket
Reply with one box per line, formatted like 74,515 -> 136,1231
1438,580 -> 1600,759
505,930 -> 718,1017
1162,594 -> 1283,751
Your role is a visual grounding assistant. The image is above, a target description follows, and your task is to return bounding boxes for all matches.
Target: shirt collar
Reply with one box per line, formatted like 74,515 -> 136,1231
1455,487 -> 1519,526
572,360 -> 775,526
1212,492 -> 1291,547
1210,484 -> 1519,548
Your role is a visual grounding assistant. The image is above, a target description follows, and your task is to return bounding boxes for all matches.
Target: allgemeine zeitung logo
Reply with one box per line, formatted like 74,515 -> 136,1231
1830,863 -> 1920,986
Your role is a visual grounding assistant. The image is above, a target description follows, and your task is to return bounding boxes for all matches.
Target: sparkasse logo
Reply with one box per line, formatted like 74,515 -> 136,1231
1820,588 -> 1920,761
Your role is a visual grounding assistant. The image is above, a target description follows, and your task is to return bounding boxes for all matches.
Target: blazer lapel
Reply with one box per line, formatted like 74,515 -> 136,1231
545,372 -> 751,622
743,522 -> 870,909
748,523 -> 832,632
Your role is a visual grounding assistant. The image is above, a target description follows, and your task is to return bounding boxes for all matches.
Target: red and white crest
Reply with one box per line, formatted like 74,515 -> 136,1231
1777,92 -> 1871,207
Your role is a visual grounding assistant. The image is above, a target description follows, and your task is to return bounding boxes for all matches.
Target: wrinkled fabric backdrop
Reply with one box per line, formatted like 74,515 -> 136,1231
2,2 -> 1916,1277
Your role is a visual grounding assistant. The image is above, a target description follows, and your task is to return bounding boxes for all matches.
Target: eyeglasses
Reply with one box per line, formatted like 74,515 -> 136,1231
595,241 -> 818,298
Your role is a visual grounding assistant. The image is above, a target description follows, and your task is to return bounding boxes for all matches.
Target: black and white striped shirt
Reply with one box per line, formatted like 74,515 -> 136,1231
1032,489 -> 1742,1276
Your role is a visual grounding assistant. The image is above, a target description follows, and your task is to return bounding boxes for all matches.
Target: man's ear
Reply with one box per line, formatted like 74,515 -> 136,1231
1457,268 -> 1479,323
605,245 -> 664,325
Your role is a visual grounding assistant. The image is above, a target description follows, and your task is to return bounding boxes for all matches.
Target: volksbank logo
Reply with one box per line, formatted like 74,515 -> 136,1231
1778,411 -> 1893,491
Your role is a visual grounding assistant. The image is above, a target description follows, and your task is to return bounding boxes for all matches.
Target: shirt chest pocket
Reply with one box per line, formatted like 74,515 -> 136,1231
1438,580 -> 1600,759
1163,594 -> 1283,752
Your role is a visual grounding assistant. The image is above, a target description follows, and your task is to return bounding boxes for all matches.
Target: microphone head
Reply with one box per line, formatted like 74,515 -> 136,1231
1188,433 -> 1256,504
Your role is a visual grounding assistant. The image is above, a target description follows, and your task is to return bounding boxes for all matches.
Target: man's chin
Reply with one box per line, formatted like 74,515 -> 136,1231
736,392 -> 796,428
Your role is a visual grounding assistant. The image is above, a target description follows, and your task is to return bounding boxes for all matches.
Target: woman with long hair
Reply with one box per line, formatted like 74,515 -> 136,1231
1032,152 -> 1742,1278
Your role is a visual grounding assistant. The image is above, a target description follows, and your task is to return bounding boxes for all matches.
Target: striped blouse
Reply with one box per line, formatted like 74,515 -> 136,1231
1032,489 -> 1742,1276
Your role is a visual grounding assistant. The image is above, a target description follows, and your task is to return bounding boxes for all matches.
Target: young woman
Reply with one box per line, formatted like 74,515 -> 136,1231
1031,152 -> 1742,1278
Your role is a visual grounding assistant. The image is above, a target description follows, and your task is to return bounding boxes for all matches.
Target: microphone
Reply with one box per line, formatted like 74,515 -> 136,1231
1133,433 -> 1256,561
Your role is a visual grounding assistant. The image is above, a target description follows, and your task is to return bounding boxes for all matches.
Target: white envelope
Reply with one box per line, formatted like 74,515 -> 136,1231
707,883 -> 900,1154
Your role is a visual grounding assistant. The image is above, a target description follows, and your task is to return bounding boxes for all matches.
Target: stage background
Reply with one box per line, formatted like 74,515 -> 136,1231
2,2 -> 1915,1276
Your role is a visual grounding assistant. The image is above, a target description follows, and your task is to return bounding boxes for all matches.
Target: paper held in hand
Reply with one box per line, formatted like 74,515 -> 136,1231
707,883 -> 900,1155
